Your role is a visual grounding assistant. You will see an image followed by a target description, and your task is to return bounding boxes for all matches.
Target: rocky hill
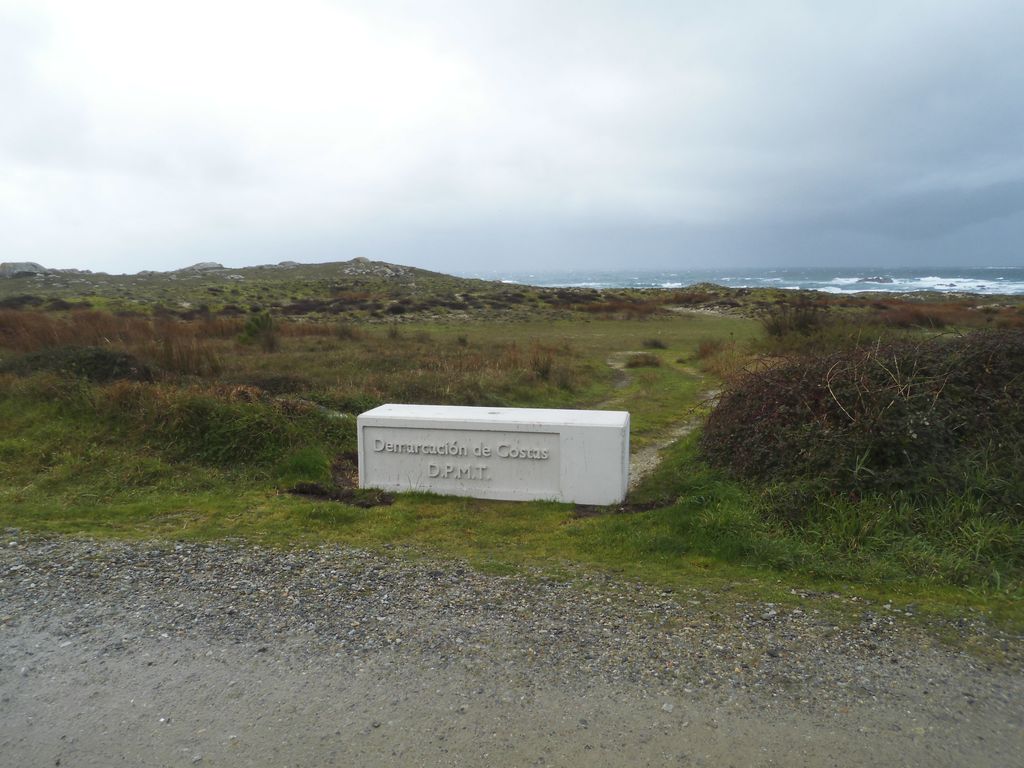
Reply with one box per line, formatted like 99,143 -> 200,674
0,262 -> 49,278
0,257 -> 600,320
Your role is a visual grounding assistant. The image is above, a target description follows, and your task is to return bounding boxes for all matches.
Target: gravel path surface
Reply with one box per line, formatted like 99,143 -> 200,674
2,533 -> 1022,767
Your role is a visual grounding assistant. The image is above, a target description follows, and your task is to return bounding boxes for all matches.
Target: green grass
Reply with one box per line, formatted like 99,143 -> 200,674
2,376 -> 1021,630
1,305 -> 1022,634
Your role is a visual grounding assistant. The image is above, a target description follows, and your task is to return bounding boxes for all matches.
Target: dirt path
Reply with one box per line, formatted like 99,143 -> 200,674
627,415 -> 704,490
601,352 -> 717,490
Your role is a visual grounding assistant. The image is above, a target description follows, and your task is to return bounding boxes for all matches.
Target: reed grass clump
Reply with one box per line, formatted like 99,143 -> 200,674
760,302 -> 828,337
239,312 -> 279,352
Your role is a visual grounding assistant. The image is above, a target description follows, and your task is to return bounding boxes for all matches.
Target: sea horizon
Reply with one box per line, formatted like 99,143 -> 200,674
458,266 -> 1024,296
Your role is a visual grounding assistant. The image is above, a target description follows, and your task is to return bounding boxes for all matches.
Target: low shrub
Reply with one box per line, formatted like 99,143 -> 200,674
625,352 -> 661,368
239,312 -> 278,352
871,301 -> 983,329
0,295 -> 43,310
700,329 -> 1024,513
695,337 -> 725,359
88,382 -> 355,467
693,339 -> 750,379
0,346 -> 153,383
760,303 -> 828,337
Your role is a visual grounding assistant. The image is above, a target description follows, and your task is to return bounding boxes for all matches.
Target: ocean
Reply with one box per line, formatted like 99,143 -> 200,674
460,266 -> 1024,295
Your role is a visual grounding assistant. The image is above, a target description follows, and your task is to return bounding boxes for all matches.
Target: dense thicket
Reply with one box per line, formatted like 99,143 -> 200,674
700,330 -> 1024,519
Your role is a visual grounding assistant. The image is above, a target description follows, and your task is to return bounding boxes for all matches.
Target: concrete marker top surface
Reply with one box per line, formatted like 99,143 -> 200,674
359,403 -> 629,429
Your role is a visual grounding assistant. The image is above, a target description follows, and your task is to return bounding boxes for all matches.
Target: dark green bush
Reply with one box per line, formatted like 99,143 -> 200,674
700,330 -> 1024,517
0,346 -> 153,383
0,295 -> 43,309
239,312 -> 278,351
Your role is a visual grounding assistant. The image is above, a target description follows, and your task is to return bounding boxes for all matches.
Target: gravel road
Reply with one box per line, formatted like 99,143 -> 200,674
2,533 -> 1022,767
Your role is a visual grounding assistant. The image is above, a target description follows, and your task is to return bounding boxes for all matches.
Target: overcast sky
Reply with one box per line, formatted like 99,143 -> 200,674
1,0 -> 1022,274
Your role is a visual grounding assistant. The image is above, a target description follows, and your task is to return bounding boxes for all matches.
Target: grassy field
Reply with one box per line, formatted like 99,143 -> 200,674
2,262 -> 1022,631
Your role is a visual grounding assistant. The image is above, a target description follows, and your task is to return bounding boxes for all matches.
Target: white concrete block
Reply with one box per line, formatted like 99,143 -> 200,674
357,404 -> 629,505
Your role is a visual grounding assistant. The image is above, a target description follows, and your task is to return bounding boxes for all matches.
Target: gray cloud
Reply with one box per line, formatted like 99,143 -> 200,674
828,179 -> 1024,239
1,1 -> 1022,273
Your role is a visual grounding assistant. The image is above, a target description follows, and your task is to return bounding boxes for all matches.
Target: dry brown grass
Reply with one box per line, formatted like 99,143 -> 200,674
0,309 -> 241,375
867,301 -> 1024,330
695,337 -> 727,359
696,340 -> 751,379
0,309 -> 247,353
144,337 -> 224,376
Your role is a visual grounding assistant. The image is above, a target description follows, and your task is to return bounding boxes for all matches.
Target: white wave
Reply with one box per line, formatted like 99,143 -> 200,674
491,268 -> 1024,294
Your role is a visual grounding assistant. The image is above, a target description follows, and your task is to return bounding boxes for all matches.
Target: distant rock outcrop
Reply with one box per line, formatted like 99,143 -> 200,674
0,262 -> 48,278
341,257 -> 410,278
177,262 -> 225,273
